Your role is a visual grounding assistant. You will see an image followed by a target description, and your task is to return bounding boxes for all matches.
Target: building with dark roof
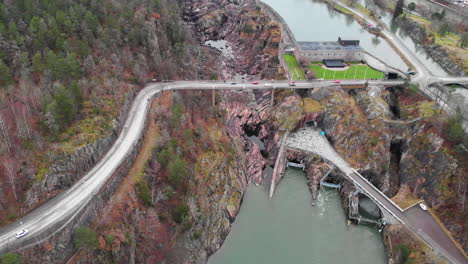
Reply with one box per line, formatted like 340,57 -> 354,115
294,37 -> 363,62
322,59 -> 346,68
338,37 -> 359,46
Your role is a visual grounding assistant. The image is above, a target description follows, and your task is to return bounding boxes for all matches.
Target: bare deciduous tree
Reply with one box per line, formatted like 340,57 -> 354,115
3,160 -> 18,201
151,188 -> 167,205
0,115 -> 12,153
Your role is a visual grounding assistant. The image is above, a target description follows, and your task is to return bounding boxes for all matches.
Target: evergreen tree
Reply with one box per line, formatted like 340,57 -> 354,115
0,253 -> 21,264
393,0 -> 404,19
461,33 -> 468,48
408,2 -> 416,14
7,22 -> 18,41
447,107 -> 464,143
0,60 -> 12,86
74,227 -> 98,249
31,52 -> 44,73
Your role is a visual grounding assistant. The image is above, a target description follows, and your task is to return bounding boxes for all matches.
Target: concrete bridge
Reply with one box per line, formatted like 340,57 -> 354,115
285,127 -> 467,264
4,79 -> 408,256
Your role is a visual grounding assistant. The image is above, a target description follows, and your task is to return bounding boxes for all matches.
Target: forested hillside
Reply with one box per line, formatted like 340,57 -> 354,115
0,0 -> 199,225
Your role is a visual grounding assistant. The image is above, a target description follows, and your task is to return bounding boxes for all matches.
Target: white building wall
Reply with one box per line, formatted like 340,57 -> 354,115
297,50 -> 364,62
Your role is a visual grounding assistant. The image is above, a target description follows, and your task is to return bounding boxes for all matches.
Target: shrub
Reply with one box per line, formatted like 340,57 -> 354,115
455,144 -> 465,153
241,24 -> 255,34
446,107 -> 464,143
395,244 -> 411,263
168,158 -> 187,187
170,104 -> 183,129
136,180 -> 152,207
157,148 -> 170,167
408,84 -> 420,95
438,23 -> 449,36
74,227 -> 98,249
1,253 -> 21,264
159,211 -> 168,222
104,234 -> 115,245
173,203 -> 189,224
193,229 -> 202,240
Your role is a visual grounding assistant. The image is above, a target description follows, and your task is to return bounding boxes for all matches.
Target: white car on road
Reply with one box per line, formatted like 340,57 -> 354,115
419,203 -> 427,211
264,83 -> 272,87
15,229 -> 28,239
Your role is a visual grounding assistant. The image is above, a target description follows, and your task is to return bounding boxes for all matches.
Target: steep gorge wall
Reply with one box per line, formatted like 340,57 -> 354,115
14,95 -> 149,263
25,90 -> 137,209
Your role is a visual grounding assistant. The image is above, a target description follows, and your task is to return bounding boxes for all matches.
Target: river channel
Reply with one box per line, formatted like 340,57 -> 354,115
208,169 -> 387,264
263,0 -> 452,76
207,0 -> 463,262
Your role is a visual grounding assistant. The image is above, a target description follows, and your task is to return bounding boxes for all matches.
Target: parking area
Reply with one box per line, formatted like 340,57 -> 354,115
403,205 -> 467,263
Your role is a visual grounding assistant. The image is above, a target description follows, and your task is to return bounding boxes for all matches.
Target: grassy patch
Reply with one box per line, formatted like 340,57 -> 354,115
59,98 -> 117,154
355,3 -> 371,16
417,101 -> 437,118
391,185 -> 421,209
434,32 -> 460,47
34,167 -> 48,182
283,54 -> 306,80
310,64 -> 385,79
334,4 -> 354,15
303,98 -> 322,112
405,12 -> 430,26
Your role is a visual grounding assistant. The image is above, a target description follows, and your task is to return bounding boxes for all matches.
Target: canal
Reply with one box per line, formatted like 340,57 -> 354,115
208,169 -> 387,264
262,0 -> 452,76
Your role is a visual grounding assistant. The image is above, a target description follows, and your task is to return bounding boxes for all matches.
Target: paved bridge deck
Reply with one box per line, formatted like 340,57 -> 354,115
286,127 -> 467,264
0,80 -> 465,264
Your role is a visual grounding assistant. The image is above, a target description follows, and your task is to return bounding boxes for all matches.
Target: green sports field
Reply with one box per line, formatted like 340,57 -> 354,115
283,54 -> 306,80
310,64 -> 385,80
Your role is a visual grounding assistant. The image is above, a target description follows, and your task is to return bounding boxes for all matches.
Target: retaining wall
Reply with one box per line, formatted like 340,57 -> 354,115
256,0 -> 298,78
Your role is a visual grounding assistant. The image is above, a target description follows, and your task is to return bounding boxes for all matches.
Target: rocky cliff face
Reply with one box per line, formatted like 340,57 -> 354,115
6,0 -> 286,262
186,0 -> 282,78
309,85 -> 466,253
394,16 -> 464,76
22,90 -> 134,210
61,87 -> 304,264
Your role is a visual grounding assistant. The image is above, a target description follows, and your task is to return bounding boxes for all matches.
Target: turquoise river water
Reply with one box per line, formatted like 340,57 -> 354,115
208,169 -> 387,264
208,0 -> 460,262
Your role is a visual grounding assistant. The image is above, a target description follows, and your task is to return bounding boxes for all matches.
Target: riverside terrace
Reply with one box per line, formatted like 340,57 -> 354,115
293,37 -> 364,62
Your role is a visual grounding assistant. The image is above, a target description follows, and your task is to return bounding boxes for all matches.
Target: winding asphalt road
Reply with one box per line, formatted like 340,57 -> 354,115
0,79 -> 404,254
1,3 -> 466,262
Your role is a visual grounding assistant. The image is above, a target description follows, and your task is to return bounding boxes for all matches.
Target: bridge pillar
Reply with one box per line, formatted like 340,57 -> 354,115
381,210 -> 400,225
351,185 -> 400,225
